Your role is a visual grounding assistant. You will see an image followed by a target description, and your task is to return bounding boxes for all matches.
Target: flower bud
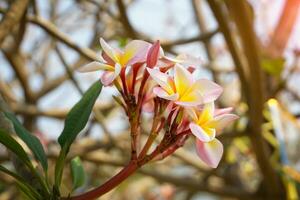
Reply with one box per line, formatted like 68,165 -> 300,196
147,40 -> 160,68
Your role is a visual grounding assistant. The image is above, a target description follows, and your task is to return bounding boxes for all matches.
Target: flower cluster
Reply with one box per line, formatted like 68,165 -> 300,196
79,38 -> 238,168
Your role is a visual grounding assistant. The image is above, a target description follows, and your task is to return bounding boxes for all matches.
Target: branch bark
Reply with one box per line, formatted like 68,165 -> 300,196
0,0 -> 29,46
28,16 -> 98,61
224,0 -> 284,197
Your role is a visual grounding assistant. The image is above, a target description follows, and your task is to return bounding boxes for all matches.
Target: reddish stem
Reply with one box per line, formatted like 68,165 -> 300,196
69,161 -> 138,200
139,99 -> 161,158
130,63 -> 142,94
120,68 -> 128,98
136,70 -> 149,110
130,68 -> 150,160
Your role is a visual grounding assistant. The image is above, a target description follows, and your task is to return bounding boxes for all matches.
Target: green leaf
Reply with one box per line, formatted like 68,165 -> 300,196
55,81 -> 102,187
70,156 -> 85,190
17,182 -> 39,200
0,129 -> 50,196
118,37 -> 128,48
0,128 -> 31,166
261,57 -> 285,76
58,81 -> 102,149
4,112 -> 48,171
0,165 -> 42,200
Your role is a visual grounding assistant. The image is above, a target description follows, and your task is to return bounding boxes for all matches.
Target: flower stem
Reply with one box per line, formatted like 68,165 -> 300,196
139,99 -> 161,158
69,161 -> 138,200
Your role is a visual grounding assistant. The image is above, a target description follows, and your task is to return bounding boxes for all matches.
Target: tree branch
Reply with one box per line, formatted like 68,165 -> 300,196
27,16 -> 98,61
0,0 -> 29,46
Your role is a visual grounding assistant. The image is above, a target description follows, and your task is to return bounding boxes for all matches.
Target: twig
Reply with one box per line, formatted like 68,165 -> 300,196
33,58 -> 86,99
161,29 -> 219,49
10,102 -> 113,119
207,0 -> 249,102
139,169 -> 258,200
27,16 -> 98,61
55,45 -> 84,95
116,0 -> 138,38
0,0 -> 29,45
192,0 -> 218,82
2,51 -> 34,102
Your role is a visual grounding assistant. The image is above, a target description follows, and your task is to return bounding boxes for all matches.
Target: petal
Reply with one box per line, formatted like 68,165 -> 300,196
195,138 -> 223,168
156,58 -> 175,69
101,71 -> 115,86
198,102 -> 214,124
214,107 -> 233,116
78,61 -> 114,72
163,55 -> 184,63
176,54 -> 203,67
147,68 -> 174,94
100,63 -> 122,86
174,64 -> 193,96
185,108 -> 198,122
175,100 -> 203,107
189,123 -> 215,142
207,114 -> 239,132
190,79 -> 223,103
100,38 -> 121,63
153,87 -> 179,101
114,63 -> 122,77
177,89 -> 204,106
101,51 -> 115,65
124,40 -> 151,66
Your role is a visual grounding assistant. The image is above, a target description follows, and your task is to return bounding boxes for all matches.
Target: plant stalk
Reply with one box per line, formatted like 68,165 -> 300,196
69,161 -> 138,200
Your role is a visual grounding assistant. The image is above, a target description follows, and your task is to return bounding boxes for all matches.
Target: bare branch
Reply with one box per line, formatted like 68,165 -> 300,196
0,0 -> 29,46
28,16 -> 98,61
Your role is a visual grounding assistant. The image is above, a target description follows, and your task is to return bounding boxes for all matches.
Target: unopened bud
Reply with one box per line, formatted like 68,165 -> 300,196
147,40 -> 160,68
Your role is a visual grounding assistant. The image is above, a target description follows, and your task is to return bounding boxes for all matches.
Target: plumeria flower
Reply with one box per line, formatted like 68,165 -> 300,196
187,102 -> 238,142
147,64 -> 222,106
186,102 -> 238,168
79,38 -> 151,86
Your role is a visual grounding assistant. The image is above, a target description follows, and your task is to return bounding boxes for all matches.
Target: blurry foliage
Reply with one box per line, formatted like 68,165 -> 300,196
261,57 -> 285,76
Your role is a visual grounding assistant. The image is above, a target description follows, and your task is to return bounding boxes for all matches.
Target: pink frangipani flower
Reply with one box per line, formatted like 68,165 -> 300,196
186,102 -> 238,168
147,64 -> 223,106
79,38 -> 151,86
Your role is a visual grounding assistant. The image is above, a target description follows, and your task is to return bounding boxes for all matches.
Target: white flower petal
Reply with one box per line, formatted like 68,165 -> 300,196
100,38 -> 121,63
153,87 -> 179,101
78,61 -> 114,72
195,138 -> 223,168
207,114 -> 239,132
147,68 -> 174,94
174,64 -> 193,96
190,123 -> 215,142
191,79 -> 223,103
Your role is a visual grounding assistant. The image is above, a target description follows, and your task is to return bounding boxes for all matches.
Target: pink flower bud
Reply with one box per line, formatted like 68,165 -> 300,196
187,66 -> 196,73
147,40 -> 160,68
